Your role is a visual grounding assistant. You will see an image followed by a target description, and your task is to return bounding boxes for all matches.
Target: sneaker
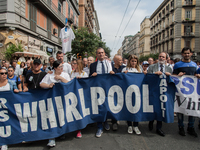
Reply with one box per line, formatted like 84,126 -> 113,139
104,121 -> 110,131
179,127 -> 186,136
76,130 -> 82,138
187,127 -> 198,137
47,139 -> 56,147
1,145 -> 8,150
128,126 -> 133,134
133,126 -> 141,135
112,123 -> 118,131
96,129 -> 103,138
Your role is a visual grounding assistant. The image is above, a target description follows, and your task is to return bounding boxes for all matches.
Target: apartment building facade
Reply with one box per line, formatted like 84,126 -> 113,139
126,33 -> 140,57
0,0 -> 80,62
139,17 -> 151,57
78,0 -> 100,37
150,0 -> 200,60
122,35 -> 134,55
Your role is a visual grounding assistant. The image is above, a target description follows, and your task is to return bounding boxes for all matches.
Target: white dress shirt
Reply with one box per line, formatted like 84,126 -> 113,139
96,60 -> 112,74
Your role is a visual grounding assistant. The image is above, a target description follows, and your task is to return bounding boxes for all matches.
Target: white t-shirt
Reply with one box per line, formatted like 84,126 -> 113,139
70,70 -> 88,80
14,65 -> 20,77
59,27 -> 75,53
122,67 -> 140,73
0,83 -> 10,91
40,72 -> 71,84
63,63 -> 72,75
19,68 -> 24,76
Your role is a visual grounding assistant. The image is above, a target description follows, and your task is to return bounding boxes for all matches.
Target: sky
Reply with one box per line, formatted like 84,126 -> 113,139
94,0 -> 164,56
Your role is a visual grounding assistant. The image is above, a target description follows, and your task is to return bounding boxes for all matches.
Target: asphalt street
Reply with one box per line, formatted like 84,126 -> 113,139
7,117 -> 200,150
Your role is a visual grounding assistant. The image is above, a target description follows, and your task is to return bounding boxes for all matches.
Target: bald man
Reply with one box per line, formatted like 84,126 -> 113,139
110,54 -> 125,131
83,56 -> 94,75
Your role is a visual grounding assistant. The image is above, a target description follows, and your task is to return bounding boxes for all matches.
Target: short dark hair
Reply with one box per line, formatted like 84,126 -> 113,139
53,60 -> 62,69
56,51 -> 63,55
8,66 -> 15,71
48,56 -> 54,61
11,60 -> 17,65
181,47 -> 192,53
96,47 -> 104,54
43,63 -> 47,66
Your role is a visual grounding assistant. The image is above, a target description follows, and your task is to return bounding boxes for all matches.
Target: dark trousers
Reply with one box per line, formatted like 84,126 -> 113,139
127,121 -> 138,127
149,120 -> 162,129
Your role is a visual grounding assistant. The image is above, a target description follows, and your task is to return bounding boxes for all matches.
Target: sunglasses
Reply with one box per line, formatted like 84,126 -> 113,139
0,72 -> 8,75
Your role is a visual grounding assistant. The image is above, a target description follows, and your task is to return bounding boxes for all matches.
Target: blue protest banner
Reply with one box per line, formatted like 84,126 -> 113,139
0,73 -> 175,146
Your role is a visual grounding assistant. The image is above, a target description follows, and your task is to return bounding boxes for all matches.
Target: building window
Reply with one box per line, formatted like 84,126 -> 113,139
185,40 -> 191,47
172,13 -> 174,22
58,2 -> 61,12
184,25 -> 193,34
185,0 -> 193,5
171,0 -> 174,7
68,5 -> 70,18
185,10 -> 192,19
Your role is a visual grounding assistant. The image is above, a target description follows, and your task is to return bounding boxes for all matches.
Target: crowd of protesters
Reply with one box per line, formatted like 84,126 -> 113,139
0,47 -> 200,149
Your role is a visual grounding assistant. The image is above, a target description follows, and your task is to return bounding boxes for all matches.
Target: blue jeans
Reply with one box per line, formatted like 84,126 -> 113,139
177,113 -> 195,128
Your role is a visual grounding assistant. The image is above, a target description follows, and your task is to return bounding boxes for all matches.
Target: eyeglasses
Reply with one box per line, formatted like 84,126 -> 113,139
72,63 -> 77,65
0,72 -> 8,75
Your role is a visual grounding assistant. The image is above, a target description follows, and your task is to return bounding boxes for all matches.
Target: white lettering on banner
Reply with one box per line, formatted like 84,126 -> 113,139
0,98 -> 9,123
14,102 -> 37,132
78,89 -> 90,117
39,99 -> 57,130
108,85 -> 124,114
91,87 -> 105,114
0,98 -> 8,109
143,84 -> 153,112
10,82 -> 169,133
159,74 -> 167,117
0,125 -> 11,137
55,96 -> 65,127
65,92 -> 83,122
0,111 -> 9,122
125,85 -> 141,114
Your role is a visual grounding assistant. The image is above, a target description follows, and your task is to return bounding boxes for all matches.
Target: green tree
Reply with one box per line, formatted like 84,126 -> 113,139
139,53 -> 159,62
71,27 -> 111,58
4,43 -> 23,61
123,53 -> 130,59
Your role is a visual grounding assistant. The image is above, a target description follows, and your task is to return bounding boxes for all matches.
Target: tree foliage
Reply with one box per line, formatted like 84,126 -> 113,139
139,53 -> 159,62
71,27 -> 111,58
122,53 -> 130,59
4,43 -> 23,61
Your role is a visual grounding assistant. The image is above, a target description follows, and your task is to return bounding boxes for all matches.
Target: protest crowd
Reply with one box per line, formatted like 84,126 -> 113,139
0,47 -> 200,150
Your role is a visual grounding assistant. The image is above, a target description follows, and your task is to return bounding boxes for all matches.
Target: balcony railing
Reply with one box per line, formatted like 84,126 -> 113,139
33,0 -> 65,25
182,32 -> 195,37
183,1 -> 195,6
182,17 -> 195,22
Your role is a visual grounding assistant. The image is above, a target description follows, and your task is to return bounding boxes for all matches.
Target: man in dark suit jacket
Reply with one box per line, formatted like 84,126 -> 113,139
147,52 -> 172,137
89,47 -> 112,138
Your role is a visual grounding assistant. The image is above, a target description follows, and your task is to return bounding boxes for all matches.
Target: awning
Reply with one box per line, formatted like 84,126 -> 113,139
12,52 -> 42,58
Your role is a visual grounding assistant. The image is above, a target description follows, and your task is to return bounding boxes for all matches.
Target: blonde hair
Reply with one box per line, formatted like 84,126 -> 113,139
74,59 -> 84,75
127,55 -> 141,72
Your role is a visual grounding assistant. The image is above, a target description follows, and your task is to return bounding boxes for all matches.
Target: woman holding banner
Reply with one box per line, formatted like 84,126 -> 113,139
40,60 -> 70,147
70,59 -> 88,138
0,68 -> 19,150
122,55 -> 144,135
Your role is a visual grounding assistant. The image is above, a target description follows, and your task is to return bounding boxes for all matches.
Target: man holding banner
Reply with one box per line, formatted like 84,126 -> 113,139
173,47 -> 198,137
147,52 -> 172,136
89,47 -> 112,138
